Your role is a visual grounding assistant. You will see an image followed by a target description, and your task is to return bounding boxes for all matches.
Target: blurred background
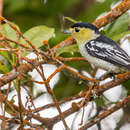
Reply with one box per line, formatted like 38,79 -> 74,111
4,0 -> 130,99
1,0 -> 130,129
4,0 -> 119,44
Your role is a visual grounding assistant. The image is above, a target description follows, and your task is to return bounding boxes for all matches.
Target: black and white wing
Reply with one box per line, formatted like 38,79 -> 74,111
85,35 -> 130,70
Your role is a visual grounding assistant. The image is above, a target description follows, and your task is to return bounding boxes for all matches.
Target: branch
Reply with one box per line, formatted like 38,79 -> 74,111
97,72 -> 130,94
1,78 -> 129,129
31,72 -> 130,113
51,0 -> 130,52
93,0 -> 130,28
38,64 -> 69,129
0,0 -> 3,24
0,0 -> 129,88
0,59 -> 47,87
79,95 -> 130,130
0,1 -> 129,129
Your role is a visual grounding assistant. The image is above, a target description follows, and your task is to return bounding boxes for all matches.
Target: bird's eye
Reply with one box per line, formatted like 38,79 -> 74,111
75,27 -> 80,32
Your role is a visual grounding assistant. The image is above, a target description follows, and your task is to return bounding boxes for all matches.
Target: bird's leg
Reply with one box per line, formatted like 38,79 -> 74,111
90,72 -> 116,99
87,79 -> 99,99
110,73 -> 116,80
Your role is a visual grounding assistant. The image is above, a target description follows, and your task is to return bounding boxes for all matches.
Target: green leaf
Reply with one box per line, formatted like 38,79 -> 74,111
20,25 -> 55,54
112,31 -> 130,42
21,74 -> 34,88
64,16 -> 80,23
0,54 -> 11,74
65,60 -> 92,74
0,23 -> 20,47
104,12 -> 130,39
56,44 -> 79,56
123,80 -> 130,95
0,62 -> 9,73
0,51 -> 13,69
94,96 -> 116,107
6,94 -> 16,114
10,94 -> 16,103
94,97 -> 105,107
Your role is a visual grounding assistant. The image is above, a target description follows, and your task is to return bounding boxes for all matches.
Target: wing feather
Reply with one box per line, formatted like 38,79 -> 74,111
85,35 -> 130,69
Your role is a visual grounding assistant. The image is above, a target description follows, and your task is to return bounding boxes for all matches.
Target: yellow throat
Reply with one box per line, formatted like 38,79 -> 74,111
70,28 -> 99,45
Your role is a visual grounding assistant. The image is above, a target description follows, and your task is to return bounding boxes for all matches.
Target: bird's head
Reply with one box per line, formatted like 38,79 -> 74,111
63,22 -> 100,45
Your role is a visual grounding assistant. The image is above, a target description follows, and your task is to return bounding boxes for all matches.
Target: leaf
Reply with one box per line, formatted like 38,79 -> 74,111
56,44 -> 79,56
0,51 -> 13,69
20,25 -> 55,54
0,23 -> 20,47
21,74 -> 34,87
65,60 -> 92,74
0,23 -> 19,67
0,54 -> 10,74
104,12 -> 130,39
112,31 -> 130,42
6,94 -> 16,114
94,96 -> 116,107
94,97 -> 105,107
123,80 -> 130,95
0,62 -> 9,73
64,16 -> 80,23
56,44 -> 92,73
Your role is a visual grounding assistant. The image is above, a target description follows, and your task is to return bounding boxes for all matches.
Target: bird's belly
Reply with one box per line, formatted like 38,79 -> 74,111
79,44 -> 120,73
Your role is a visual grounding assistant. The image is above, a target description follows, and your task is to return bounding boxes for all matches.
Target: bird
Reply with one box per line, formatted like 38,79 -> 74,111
63,22 -> 130,74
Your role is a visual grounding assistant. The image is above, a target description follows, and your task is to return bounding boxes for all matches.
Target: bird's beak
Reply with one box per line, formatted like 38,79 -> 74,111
62,29 -> 72,34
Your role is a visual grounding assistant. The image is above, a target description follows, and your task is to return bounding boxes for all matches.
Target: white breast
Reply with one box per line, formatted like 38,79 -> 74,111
79,44 -> 122,73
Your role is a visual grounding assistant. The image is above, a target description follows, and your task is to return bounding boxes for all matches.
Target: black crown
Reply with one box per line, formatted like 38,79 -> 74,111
71,22 -> 100,34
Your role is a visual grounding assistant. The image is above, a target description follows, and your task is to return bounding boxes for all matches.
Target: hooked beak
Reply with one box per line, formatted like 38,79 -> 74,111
62,29 -> 72,34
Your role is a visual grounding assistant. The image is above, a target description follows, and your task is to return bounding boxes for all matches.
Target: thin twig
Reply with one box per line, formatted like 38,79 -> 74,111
0,0 -> 3,24
79,95 -> 130,130
17,79 -> 24,129
38,64 -> 69,129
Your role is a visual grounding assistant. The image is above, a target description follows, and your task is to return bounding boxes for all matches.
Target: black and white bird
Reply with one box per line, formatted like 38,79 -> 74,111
64,22 -> 130,73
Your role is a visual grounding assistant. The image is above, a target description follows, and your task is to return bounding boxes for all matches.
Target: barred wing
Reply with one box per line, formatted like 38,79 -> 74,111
85,36 -> 130,70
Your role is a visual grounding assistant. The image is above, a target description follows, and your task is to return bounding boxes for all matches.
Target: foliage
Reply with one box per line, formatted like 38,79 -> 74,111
0,0 -> 130,129
2,0 -> 130,99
